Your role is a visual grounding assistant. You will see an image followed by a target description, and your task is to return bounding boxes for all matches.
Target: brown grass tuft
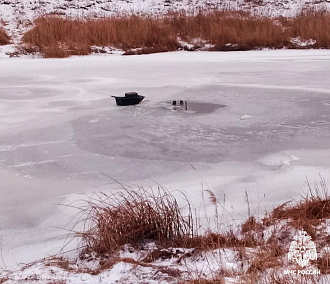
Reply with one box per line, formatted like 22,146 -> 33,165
45,257 -> 71,271
182,280 -> 225,284
246,245 -> 284,274
79,187 -> 195,255
318,253 -> 330,274
0,28 -> 10,45
142,248 -> 180,263
241,216 -> 264,234
47,281 -> 66,284
264,177 -> 330,232
0,278 -> 9,284
258,272 -> 329,284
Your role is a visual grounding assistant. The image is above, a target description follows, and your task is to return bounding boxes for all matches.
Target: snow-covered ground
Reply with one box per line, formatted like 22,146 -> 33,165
0,0 -> 329,22
1,49 -> 330,272
1,0 -> 328,26
1,0 -> 330,44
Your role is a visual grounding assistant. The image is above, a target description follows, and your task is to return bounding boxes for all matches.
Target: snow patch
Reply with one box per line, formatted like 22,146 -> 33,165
259,152 -> 300,166
290,37 -> 317,47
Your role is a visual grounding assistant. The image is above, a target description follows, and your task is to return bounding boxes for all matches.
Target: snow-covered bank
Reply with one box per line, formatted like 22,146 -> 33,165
0,50 -> 330,271
1,0 -> 329,28
1,0 -> 330,46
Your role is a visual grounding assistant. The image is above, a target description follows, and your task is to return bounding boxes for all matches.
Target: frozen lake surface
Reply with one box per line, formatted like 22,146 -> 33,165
1,50 -> 330,267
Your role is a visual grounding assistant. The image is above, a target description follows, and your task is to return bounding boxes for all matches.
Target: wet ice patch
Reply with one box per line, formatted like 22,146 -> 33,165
311,120 -> 327,124
69,77 -> 117,84
0,140 -> 67,152
0,87 -> 61,100
9,160 -> 57,168
47,100 -> 82,107
259,152 -> 300,166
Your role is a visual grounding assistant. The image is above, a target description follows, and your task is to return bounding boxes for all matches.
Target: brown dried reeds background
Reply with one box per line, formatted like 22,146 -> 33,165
22,16 -> 180,58
22,11 -> 290,57
2,9 -> 330,57
288,9 -> 330,48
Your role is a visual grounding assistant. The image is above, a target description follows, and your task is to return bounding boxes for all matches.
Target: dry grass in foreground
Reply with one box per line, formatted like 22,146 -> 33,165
0,28 -> 10,45
1,179 -> 329,283
78,188 -> 196,255
76,186 -> 260,257
263,176 -> 330,237
70,178 -> 329,283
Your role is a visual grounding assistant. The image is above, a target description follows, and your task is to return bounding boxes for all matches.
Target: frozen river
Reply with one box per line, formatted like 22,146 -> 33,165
1,50 -> 330,267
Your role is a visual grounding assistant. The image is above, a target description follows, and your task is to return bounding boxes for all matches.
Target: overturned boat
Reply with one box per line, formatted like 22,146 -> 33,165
112,92 -> 145,106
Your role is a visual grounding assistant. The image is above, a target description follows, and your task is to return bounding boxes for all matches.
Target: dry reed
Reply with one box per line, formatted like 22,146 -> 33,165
79,187 -> 195,255
264,176 -> 330,232
14,9 -> 330,58
0,28 -> 10,45
288,10 -> 330,48
23,16 -> 179,57
22,11 -> 290,57
173,11 -> 288,50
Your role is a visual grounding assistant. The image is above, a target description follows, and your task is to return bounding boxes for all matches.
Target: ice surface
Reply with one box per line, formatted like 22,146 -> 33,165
1,50 -> 330,267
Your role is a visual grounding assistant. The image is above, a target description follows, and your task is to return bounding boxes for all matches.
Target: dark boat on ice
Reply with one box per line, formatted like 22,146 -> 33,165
112,92 -> 145,106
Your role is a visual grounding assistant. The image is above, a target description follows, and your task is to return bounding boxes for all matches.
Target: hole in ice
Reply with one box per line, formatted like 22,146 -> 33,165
164,101 -> 226,114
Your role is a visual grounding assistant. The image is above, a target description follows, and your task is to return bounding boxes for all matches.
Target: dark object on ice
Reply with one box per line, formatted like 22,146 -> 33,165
125,92 -> 139,98
112,92 -> 145,106
172,100 -> 188,111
